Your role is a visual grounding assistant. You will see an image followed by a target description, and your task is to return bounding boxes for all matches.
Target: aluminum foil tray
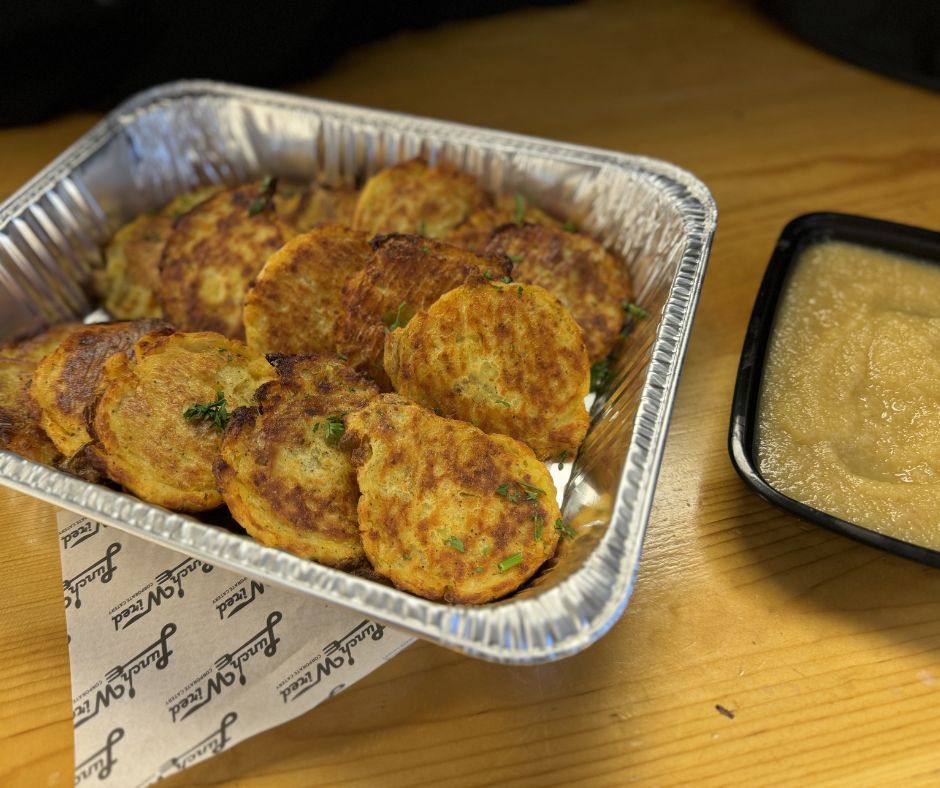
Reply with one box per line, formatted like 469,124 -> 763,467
0,81 -> 716,664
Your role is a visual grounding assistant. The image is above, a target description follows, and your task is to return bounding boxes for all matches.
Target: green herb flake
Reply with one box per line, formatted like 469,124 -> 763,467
500,275 -> 512,284
312,423 -> 320,433
474,566 -> 485,574
386,301 -> 408,332
555,450 -> 568,469
421,244 -> 430,254
555,518 -> 577,539
495,483 -> 521,503
446,536 -> 466,553
563,220 -> 577,232
323,413 -> 346,445
248,197 -> 268,216
494,398 -> 512,408
533,513 -> 544,542
249,176 -> 278,216
483,271 -> 494,281
590,358 -> 612,392
336,352 -> 348,361
622,301 -> 649,320
498,553 -> 524,572
517,286 -> 523,297
513,194 -> 526,224
518,479 -> 545,495
183,391 -> 230,430
507,253 -> 524,264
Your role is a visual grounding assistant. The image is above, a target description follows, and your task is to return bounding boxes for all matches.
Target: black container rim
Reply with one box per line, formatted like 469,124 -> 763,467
728,211 -> 940,568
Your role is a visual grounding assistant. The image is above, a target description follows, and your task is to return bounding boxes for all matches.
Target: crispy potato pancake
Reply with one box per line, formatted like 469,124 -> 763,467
352,158 -> 489,238
276,183 -> 359,233
445,195 -> 559,254
485,223 -> 632,361
158,183 -> 292,338
0,358 -> 60,464
342,395 -> 561,603
30,319 -> 170,457
385,282 -> 590,459
98,187 -> 219,319
334,234 -> 509,387
244,225 -> 371,355
89,331 -> 275,511
215,355 -> 378,567
0,322 -> 82,363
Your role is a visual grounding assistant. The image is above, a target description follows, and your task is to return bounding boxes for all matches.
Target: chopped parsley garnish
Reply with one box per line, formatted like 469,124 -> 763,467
513,194 -> 526,224
555,450 -> 568,469
498,553 -> 524,572
495,483 -> 521,503
494,398 -> 512,408
590,358 -> 612,392
248,175 -> 278,216
183,391 -> 230,430
386,301 -> 408,332
507,253 -> 524,264
323,414 -> 346,445
622,301 -> 649,320
533,513 -> 544,541
446,536 -> 466,553
563,220 -> 577,232
555,518 -> 576,539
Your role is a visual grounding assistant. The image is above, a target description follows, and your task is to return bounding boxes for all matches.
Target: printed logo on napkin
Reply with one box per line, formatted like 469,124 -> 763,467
57,512 -> 413,787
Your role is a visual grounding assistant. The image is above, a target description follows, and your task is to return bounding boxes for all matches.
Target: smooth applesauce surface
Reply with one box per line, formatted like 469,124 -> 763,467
757,240 -> 940,548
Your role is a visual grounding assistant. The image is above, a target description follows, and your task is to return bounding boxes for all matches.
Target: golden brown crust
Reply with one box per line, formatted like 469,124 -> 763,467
485,223 -> 632,361
98,187 -> 220,320
88,331 -> 276,511
158,183 -> 292,338
445,195 -> 559,255
385,282 -> 590,459
0,358 -> 61,465
352,158 -> 489,238
215,355 -> 378,567
342,395 -> 561,603
333,234 -> 509,388
0,322 -> 83,364
29,319 -> 171,457
277,183 -> 360,233
243,225 -> 371,355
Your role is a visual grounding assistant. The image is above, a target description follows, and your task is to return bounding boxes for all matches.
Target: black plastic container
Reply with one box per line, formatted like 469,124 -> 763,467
729,212 -> 940,568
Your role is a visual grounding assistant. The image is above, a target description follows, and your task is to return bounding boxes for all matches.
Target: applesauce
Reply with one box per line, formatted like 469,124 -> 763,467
757,240 -> 940,548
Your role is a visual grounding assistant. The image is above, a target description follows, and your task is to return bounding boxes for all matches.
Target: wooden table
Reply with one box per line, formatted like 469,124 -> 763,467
4,1 -> 940,784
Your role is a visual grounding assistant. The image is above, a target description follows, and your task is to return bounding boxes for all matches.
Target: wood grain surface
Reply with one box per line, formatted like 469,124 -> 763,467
4,1 -> 940,785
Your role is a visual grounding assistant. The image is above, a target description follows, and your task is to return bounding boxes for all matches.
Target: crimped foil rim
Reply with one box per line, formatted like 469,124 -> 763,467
0,81 -> 716,664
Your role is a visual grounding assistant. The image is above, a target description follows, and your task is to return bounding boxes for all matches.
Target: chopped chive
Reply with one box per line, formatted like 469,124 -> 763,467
555,518 -> 576,539
533,513 -> 544,542
312,423 -> 320,433
446,536 -> 465,553
622,301 -> 649,320
495,483 -> 520,503
386,301 -> 408,332
517,479 -> 545,495
513,194 -> 526,224
500,275 -> 512,284
517,286 -> 523,296
563,220 -> 577,232
483,271 -> 494,280
555,450 -> 568,469
494,398 -> 512,408
498,553 -> 524,572
507,253 -> 524,264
